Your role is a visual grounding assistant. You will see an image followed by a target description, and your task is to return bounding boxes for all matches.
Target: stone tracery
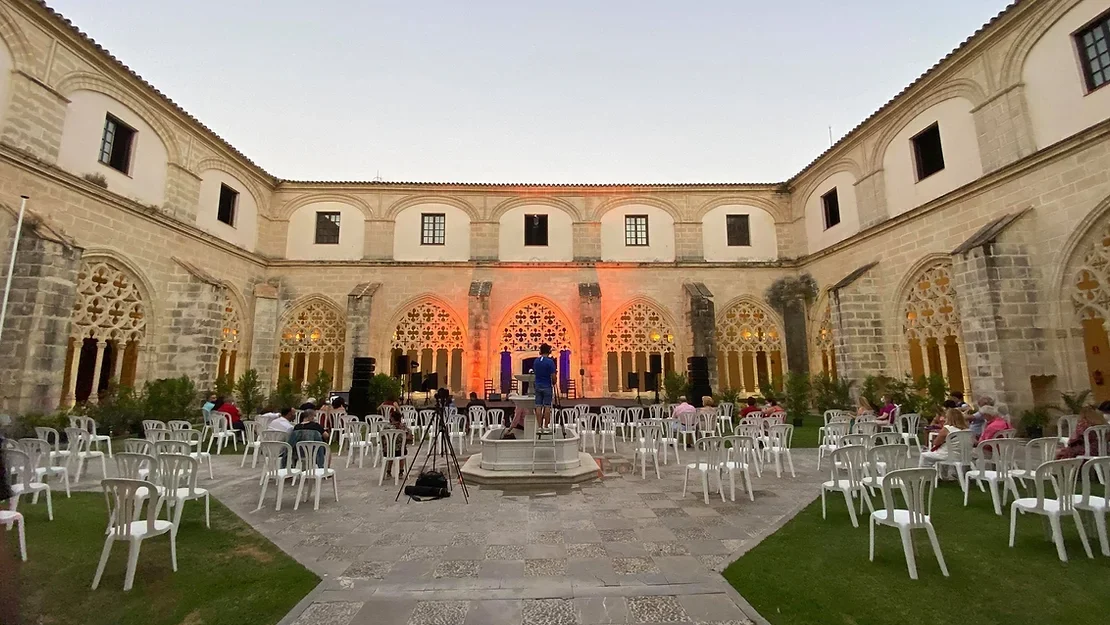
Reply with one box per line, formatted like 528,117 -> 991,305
218,289 -> 242,379
498,300 -> 572,353
604,300 -> 676,392
900,260 -> 966,392
716,299 -> 785,394
278,298 -> 345,385
814,300 -> 836,378
390,300 -> 466,391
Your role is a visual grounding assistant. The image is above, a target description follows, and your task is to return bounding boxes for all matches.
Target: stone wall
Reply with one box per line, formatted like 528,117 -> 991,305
157,259 -> 225,390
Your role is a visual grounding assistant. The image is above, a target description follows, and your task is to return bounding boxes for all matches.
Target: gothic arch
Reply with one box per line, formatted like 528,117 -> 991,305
896,256 -> 969,392
715,296 -> 787,394
0,6 -> 34,74
490,196 -> 583,222
999,0 -> 1084,86
592,196 -> 684,222
810,290 -> 836,378
692,195 -> 788,223
217,281 -> 248,379
384,194 -> 480,221
195,158 -> 270,217
277,295 -> 346,386
866,80 -> 989,172
384,295 -> 468,391
602,297 -> 680,393
277,192 -> 372,220
494,296 -> 576,353
54,71 -> 183,165
1052,192 -> 1110,333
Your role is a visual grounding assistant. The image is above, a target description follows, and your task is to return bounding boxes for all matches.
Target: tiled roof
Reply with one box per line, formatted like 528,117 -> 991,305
35,1 -> 1024,189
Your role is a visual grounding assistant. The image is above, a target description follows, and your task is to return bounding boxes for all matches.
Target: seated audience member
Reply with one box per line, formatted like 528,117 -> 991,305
949,391 -> 967,409
300,397 -> 317,411
919,409 -> 968,475
1057,406 -> 1109,459
294,409 -> 327,438
995,403 -> 1012,425
503,407 -> 528,439
968,396 -> 994,440
857,395 -> 874,416
384,411 -> 414,478
697,396 -> 717,417
877,396 -> 897,425
202,394 -> 217,413
288,409 -> 327,468
268,407 -> 296,434
740,397 -> 762,418
976,405 -> 1009,446
465,392 -> 487,411
763,399 -> 784,415
673,396 -> 698,428
214,397 -> 245,433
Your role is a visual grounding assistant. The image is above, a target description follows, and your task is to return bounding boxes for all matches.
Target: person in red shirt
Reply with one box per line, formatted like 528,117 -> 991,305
740,397 -> 762,418
214,397 -> 245,434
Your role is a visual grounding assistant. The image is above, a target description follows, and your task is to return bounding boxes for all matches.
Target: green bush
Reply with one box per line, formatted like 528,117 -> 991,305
304,370 -> 333,404
758,379 -> 777,402
268,376 -> 302,411
714,386 -> 743,406
214,374 -> 235,400
366,374 -> 402,413
783,371 -> 812,424
235,369 -> 266,417
663,372 -> 689,403
7,410 -> 71,439
812,373 -> 853,416
143,376 -> 199,423
87,382 -> 145,437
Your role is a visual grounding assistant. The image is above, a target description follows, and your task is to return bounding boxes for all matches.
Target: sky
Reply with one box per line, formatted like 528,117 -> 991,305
47,1 -> 1013,184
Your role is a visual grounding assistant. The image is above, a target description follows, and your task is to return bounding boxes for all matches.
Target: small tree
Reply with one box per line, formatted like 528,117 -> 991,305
235,368 -> 266,417
1058,390 -> 1092,414
367,374 -> 402,413
714,386 -> 742,406
783,371 -> 812,426
269,376 -> 302,410
812,372 -> 853,416
87,382 -> 145,436
304,369 -> 333,403
143,376 -> 198,423
920,373 -> 948,419
662,372 -> 689,403
214,374 -> 235,400
758,379 -> 777,402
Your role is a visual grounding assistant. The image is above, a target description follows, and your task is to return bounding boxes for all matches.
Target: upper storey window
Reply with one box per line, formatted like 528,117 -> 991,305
421,213 -> 446,245
524,214 -> 549,246
625,215 -> 649,246
726,214 -> 751,246
98,114 -> 135,174
912,123 -> 945,181
1077,13 -> 1110,91
315,211 -> 340,244
821,189 -> 841,229
217,184 -> 238,226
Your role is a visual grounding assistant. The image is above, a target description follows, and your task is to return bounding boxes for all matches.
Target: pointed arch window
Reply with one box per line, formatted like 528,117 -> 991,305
716,299 -> 785,394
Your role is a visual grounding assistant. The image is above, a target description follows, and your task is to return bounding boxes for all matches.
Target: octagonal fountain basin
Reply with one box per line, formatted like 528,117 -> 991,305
460,426 -> 599,486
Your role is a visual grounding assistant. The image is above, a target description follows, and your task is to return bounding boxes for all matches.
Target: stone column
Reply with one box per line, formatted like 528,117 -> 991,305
853,170 -> 889,230
164,163 -> 202,222
88,341 -> 107,404
158,259 -> 224,390
468,281 -> 492,394
0,213 -> 83,414
971,84 -> 1037,175
683,283 -> 717,390
573,222 -> 602,261
63,344 -> 81,407
0,71 -> 68,163
674,222 -> 704,262
249,282 -> 280,386
830,263 -> 889,385
578,283 -> 602,395
470,222 -> 498,261
345,282 -> 380,388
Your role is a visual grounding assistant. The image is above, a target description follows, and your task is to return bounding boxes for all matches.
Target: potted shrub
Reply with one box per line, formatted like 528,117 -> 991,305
662,372 -> 689,404
783,371 -> 811,428
1020,406 -> 1050,438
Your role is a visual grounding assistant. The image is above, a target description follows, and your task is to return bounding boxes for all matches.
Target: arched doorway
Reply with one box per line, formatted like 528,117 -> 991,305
813,299 -> 837,378
901,260 -> 968,393
277,298 -> 345,387
62,259 -> 148,405
389,300 -> 466,392
217,288 -> 243,380
716,298 -> 785,394
495,299 -> 574,395
604,300 -> 677,393
1070,223 -> 1110,402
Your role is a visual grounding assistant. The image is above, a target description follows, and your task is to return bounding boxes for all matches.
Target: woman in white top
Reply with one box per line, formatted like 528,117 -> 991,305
918,408 -> 967,468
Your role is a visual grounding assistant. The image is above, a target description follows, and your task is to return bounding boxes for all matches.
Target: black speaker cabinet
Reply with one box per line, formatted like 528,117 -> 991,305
626,372 -> 640,390
649,354 -> 663,374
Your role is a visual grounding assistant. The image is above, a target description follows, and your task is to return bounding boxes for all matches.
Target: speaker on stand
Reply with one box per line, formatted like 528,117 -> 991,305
686,356 -> 711,408
348,356 -> 375,417
649,354 -> 663,403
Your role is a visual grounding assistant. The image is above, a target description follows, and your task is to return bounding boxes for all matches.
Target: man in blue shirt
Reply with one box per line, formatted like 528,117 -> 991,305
532,343 -> 557,431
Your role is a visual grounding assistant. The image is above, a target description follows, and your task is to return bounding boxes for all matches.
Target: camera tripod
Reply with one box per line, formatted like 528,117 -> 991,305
394,399 -> 470,504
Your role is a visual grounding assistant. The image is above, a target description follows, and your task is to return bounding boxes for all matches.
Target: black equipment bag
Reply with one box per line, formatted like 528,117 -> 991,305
404,470 -> 450,501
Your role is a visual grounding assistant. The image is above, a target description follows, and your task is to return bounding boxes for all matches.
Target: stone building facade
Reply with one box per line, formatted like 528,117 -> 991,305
2,0 -> 1110,413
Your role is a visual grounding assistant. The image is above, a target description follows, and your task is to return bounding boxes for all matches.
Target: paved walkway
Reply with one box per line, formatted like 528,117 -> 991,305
203,438 -> 824,625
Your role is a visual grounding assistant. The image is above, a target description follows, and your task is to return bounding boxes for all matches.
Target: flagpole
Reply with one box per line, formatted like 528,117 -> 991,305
0,195 -> 29,343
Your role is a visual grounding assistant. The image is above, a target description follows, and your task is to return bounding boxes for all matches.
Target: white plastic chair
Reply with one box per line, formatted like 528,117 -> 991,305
614,407 -> 631,442
935,430 -> 975,493
721,435 -> 757,502
255,441 -> 303,511
239,421 -> 260,468
468,406 -> 487,444
34,427 -> 67,467
159,453 -> 210,529
821,445 -> 867,528
765,424 -> 796,478
817,422 -> 850,471
0,510 -> 25,561
380,404 -> 396,423
5,448 -> 53,521
869,467 -> 949,580
1057,414 -> 1079,446
1073,456 -> 1110,557
20,437 -> 71,497
1009,457 -> 1093,562
144,426 -> 170,443
141,420 -> 165,437
294,441 -> 338,511
716,410 -> 733,438
177,429 -> 213,479
683,437 -> 723,505
897,413 -> 923,455
74,415 -> 113,458
207,412 -> 237,454
417,410 -> 436,442
1006,437 -> 1060,497
861,444 -> 909,504
632,421 -> 662,480
598,412 -> 617,453
579,413 -> 599,453
852,420 -> 879,436
720,402 -> 735,419
122,438 -> 153,455
92,478 -> 176,591
965,438 -> 1022,515
345,420 -> 371,468
378,430 -> 408,486
330,413 -> 354,450
659,417 -> 682,465
487,408 -> 505,430
167,420 -> 192,431
65,427 -> 106,482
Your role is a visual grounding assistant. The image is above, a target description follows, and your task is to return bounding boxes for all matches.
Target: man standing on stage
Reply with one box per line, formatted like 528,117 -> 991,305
532,343 -> 557,431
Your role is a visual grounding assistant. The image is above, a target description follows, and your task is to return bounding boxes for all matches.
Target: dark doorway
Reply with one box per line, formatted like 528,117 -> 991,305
75,338 -> 114,403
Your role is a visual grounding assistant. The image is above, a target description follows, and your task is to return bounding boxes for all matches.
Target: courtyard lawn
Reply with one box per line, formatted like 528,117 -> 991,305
10,492 -> 319,625
723,482 -> 1110,625
790,421 -> 819,448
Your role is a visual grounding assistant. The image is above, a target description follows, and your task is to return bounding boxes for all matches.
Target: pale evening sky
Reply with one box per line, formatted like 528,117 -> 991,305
47,0 -> 1012,184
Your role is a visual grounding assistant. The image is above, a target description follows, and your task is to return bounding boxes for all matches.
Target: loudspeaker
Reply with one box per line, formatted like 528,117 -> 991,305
644,371 -> 659,392
409,372 -> 423,392
395,354 -> 410,376
686,357 -> 711,406
626,372 -> 640,390
649,354 -> 663,374
421,372 -> 439,393
352,357 -> 374,387
488,392 -> 502,402
347,387 -> 369,418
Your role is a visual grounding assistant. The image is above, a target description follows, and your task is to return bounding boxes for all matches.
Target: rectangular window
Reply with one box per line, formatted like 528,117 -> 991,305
822,189 -> 841,229
911,123 -> 945,180
98,114 -> 136,174
217,184 -> 238,226
1077,13 -> 1110,91
625,215 -> 649,246
421,213 -> 446,245
524,214 -> 549,246
725,214 -> 751,246
314,211 -> 341,244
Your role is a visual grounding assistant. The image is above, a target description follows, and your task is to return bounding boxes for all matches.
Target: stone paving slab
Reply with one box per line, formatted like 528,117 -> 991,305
193,438 -> 825,625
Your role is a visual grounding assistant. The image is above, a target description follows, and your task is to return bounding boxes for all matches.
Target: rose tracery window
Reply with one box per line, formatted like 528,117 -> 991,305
814,301 -> 836,378
604,301 -> 676,392
716,299 -> 785,394
63,259 -> 147,405
1071,223 -> 1110,402
218,289 -> 242,380
902,261 -> 966,392
278,299 -> 344,386
499,301 -> 571,353
390,301 -> 465,391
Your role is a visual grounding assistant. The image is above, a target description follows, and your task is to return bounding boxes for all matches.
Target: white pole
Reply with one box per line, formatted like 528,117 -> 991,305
0,195 -> 29,344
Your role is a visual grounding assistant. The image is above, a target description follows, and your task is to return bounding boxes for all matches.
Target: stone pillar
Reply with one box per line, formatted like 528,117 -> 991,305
951,230 -> 1045,407
63,344 -> 81,406
0,213 -> 82,414
853,169 -> 889,230
366,220 -> 395,260
88,341 -> 106,404
250,282 -> 280,386
345,282 -> 380,389
578,283 -> 602,396
164,163 -> 202,222
468,281 -> 492,394
684,283 -> 718,390
158,259 -> 224,390
830,264 -> 889,384
674,222 -> 703,262
0,71 -> 68,163
972,84 -> 1037,175
573,222 -> 601,261
470,222 -> 498,261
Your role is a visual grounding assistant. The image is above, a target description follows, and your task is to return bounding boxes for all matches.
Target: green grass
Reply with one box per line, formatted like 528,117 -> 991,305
7,492 -> 319,625
791,422 -> 819,448
723,482 -> 1110,625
